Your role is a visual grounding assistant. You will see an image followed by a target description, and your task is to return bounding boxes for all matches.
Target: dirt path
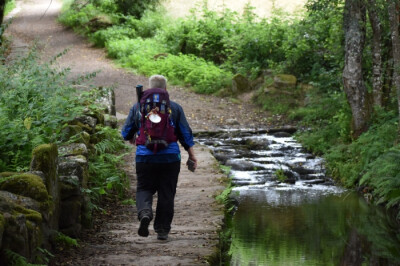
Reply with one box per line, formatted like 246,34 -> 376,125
4,0 -> 275,265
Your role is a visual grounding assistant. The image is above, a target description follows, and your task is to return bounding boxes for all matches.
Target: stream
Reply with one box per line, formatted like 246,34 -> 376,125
196,129 -> 400,265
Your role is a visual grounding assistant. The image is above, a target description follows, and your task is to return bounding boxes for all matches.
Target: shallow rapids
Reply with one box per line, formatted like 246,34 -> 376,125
197,129 -> 400,265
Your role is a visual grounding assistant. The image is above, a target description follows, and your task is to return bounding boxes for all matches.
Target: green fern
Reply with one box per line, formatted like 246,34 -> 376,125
55,232 -> 79,248
361,148 -> 400,216
3,249 -> 45,266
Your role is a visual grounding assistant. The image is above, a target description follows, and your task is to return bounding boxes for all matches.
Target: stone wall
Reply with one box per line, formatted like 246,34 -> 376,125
0,88 -> 117,263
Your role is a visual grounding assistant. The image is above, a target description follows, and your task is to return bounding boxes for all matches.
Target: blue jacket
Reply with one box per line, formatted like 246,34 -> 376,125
121,101 -> 195,163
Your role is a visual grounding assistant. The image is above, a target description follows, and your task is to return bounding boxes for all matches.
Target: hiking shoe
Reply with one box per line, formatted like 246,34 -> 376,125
138,216 -> 150,237
157,232 -> 168,240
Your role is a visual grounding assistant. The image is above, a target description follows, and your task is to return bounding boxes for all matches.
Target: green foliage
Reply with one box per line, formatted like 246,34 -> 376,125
121,198 -> 135,205
161,7 -> 237,65
208,166 -> 234,265
0,49 -> 86,172
4,0 -> 16,16
215,183 -> 233,206
293,90 -> 352,154
88,126 -> 130,202
58,3 -> 99,31
58,0 -> 400,216
114,0 -> 159,18
284,0 -> 344,85
219,165 -> 231,176
361,148 -> 400,213
55,232 -> 79,248
90,25 -> 136,47
2,249 -> 45,266
293,90 -> 399,198
107,38 -> 232,93
253,83 -> 306,115
275,169 -> 288,182
325,112 -> 398,187
35,247 -> 54,265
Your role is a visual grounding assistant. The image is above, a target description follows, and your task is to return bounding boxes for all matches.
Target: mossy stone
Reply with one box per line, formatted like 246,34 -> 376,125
14,205 -> 43,224
88,110 -> 105,125
58,143 -> 88,157
274,74 -> 297,89
70,119 -> 95,134
30,143 -> 59,229
104,114 -> 118,129
61,125 -> 83,142
80,131 -> 91,146
232,73 -> 251,94
0,173 -> 49,202
30,144 -> 58,180
0,172 -> 18,178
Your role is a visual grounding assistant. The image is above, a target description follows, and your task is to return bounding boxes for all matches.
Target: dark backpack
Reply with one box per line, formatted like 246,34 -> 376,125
135,88 -> 177,153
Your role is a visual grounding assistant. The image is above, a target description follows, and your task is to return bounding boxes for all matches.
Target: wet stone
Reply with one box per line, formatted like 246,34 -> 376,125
198,131 -> 334,191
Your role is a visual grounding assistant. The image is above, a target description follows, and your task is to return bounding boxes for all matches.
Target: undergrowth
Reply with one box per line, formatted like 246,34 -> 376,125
0,48 -> 85,172
207,165 -> 234,265
57,0 -> 400,224
0,44 -> 130,263
291,88 -> 400,217
88,126 -> 130,203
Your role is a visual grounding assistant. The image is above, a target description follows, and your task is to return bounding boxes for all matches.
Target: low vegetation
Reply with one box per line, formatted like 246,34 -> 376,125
0,47 -> 130,207
57,0 -> 400,218
55,0 -> 400,218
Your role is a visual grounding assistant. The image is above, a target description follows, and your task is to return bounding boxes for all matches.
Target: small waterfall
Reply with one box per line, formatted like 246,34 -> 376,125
197,130 -> 344,198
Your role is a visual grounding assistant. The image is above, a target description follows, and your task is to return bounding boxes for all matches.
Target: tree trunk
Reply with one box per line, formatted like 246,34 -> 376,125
368,0 -> 383,107
343,0 -> 371,138
0,0 -> 6,27
388,0 -> 400,139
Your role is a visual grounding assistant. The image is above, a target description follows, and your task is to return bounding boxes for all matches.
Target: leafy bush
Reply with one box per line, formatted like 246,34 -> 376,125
292,90 -> 352,154
58,3 -> 99,31
283,0 -> 344,84
123,10 -> 169,38
161,8 -> 237,64
361,148 -> 400,214
88,126 -> 130,201
90,25 -> 137,47
114,0 -> 159,18
0,49 -> 86,171
326,112 -> 398,187
4,0 -> 16,16
107,38 -> 232,93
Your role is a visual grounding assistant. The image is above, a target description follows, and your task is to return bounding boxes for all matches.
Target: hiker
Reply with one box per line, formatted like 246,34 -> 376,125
121,74 -> 197,240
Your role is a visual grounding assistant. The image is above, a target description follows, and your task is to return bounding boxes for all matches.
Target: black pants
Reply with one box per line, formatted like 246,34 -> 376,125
136,161 -> 180,234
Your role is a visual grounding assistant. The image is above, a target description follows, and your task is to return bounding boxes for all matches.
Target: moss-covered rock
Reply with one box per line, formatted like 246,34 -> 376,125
74,116 -> 97,133
84,108 -> 105,125
232,73 -> 251,94
0,172 -> 18,178
274,74 -> 297,89
58,143 -> 88,157
0,191 -> 43,261
58,155 -> 88,188
0,173 -> 48,202
61,124 -> 83,141
30,143 -> 59,229
59,176 -> 81,200
104,114 -> 118,129
30,144 -> 58,181
13,205 -> 42,224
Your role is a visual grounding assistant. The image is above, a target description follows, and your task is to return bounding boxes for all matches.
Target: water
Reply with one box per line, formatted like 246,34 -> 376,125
197,130 -> 400,265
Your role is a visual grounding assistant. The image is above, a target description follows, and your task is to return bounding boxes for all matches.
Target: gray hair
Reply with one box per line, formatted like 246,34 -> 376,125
149,75 -> 167,89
